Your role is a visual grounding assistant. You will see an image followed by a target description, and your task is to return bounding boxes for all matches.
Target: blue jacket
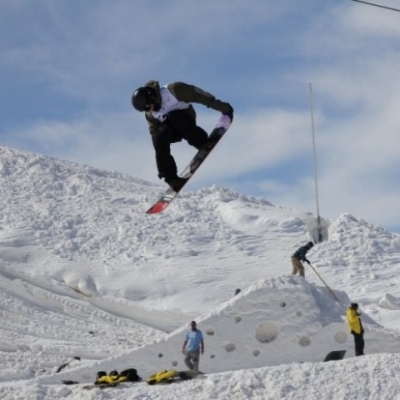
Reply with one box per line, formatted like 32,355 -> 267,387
184,329 -> 204,352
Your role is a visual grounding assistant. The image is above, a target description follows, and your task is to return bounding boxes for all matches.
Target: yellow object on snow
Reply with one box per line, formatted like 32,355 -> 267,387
146,370 -> 179,385
95,374 -> 128,386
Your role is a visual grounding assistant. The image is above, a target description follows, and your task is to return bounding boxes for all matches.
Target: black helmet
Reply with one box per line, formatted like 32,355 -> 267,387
131,87 -> 155,112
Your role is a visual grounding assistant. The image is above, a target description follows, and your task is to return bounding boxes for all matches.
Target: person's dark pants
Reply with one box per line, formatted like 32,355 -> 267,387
151,110 -> 208,181
353,333 -> 365,356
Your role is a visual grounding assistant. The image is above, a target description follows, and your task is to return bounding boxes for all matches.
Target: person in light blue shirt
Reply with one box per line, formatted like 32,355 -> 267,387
181,321 -> 204,371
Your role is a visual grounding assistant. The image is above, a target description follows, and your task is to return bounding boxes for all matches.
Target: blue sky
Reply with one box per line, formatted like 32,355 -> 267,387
1,0 -> 400,232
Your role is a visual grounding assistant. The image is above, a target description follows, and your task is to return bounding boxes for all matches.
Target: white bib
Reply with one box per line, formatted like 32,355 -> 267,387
151,86 -> 189,122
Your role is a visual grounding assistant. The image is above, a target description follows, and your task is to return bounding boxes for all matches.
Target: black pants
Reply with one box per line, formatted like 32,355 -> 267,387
151,110 -> 208,180
353,333 -> 365,356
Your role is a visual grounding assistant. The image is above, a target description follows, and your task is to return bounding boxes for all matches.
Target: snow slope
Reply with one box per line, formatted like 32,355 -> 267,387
0,145 -> 400,400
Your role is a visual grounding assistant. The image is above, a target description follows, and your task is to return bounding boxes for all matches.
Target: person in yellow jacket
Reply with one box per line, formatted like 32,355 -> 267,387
346,303 -> 365,356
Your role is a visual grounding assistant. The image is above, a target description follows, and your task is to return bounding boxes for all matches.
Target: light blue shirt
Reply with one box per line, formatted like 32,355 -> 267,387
184,329 -> 203,351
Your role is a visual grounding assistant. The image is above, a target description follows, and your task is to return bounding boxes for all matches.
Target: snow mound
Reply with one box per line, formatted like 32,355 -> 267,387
38,275 -> 400,384
378,293 -> 400,310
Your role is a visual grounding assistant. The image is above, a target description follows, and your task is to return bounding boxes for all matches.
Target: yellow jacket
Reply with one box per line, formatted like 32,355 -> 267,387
346,307 -> 363,334
95,374 -> 127,386
146,370 -> 179,385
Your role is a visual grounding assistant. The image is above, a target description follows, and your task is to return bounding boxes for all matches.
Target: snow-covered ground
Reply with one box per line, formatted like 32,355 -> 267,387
0,145 -> 400,399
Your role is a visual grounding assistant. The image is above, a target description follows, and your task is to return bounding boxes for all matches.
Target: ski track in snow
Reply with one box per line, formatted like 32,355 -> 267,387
0,146 -> 400,399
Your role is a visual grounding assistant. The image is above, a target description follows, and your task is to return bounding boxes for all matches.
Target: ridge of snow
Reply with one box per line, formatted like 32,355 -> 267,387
0,144 -> 400,399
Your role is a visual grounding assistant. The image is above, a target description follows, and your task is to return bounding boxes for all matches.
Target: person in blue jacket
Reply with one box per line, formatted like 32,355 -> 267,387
291,241 -> 314,278
181,321 -> 204,371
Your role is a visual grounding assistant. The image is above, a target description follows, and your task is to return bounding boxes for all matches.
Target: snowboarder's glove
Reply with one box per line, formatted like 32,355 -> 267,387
304,259 -> 310,265
224,104 -> 234,122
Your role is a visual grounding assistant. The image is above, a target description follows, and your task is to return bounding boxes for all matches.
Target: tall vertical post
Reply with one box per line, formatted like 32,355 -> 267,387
309,83 -> 322,242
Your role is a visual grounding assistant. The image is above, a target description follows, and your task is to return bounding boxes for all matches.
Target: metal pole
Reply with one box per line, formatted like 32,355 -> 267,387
309,262 -> 345,308
309,83 -> 322,242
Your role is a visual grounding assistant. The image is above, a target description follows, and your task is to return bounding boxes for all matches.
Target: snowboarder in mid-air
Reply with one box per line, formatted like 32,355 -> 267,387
132,81 -> 233,192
